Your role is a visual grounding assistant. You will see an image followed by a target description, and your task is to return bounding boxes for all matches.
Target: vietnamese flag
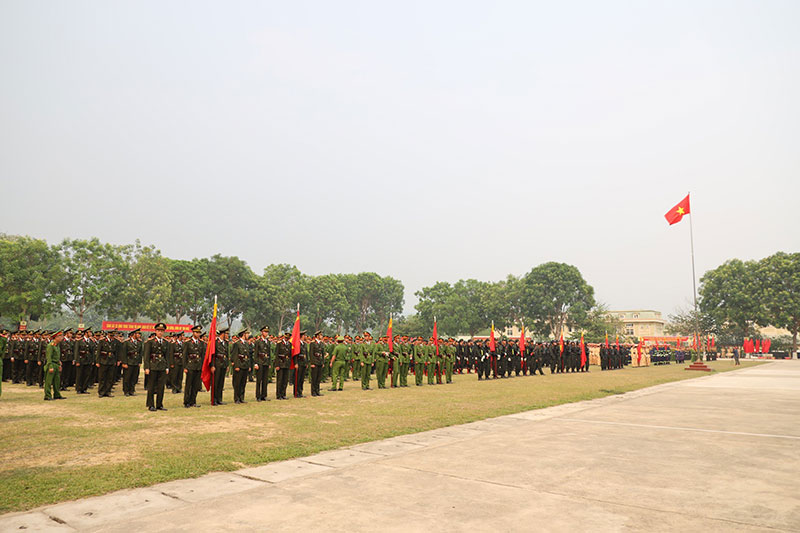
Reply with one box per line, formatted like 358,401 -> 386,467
489,321 -> 496,352
201,297 -> 218,392
433,317 -> 439,356
763,339 -> 771,353
710,336 -> 715,350
559,333 -> 564,354
605,332 -> 609,348
519,324 -> 525,357
580,332 -> 586,367
665,194 -> 691,225
755,339 -> 761,353
386,316 -> 393,352
637,340 -> 642,365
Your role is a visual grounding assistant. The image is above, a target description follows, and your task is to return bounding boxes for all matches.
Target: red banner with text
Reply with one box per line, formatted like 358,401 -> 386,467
101,321 -> 193,333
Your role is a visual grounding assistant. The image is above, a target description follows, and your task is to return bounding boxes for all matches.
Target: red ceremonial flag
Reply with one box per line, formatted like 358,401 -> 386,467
710,336 -> 715,350
580,332 -> 586,367
489,321 -> 496,352
290,307 -> 301,371
677,337 -> 682,349
519,324 -> 525,357
755,339 -> 761,353
763,339 -> 771,353
559,333 -> 564,354
200,299 -> 218,392
664,194 -> 691,225
615,335 -> 619,349
386,316 -> 393,352
432,317 -> 439,356
605,332 -> 609,348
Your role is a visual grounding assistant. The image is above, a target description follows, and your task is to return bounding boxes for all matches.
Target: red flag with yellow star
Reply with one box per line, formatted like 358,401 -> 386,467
665,194 -> 691,225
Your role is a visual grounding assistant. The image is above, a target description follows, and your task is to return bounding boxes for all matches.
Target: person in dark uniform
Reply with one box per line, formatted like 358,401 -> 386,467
170,332 -> 184,394
211,328 -> 229,405
253,326 -> 271,401
74,329 -> 93,394
308,331 -> 325,397
95,330 -> 117,397
293,331 -> 308,398
143,322 -> 170,411
230,328 -> 251,404
59,328 -> 74,390
182,325 -> 205,408
121,328 -> 142,396
274,332 -> 292,400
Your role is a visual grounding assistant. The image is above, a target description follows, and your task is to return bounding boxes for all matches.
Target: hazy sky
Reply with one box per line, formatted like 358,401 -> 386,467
1,1 -> 798,317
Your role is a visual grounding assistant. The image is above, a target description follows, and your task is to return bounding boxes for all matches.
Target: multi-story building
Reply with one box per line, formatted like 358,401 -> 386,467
607,310 -> 666,339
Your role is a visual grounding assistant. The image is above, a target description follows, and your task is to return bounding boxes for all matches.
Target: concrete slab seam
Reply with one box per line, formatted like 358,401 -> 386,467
556,418 -> 800,440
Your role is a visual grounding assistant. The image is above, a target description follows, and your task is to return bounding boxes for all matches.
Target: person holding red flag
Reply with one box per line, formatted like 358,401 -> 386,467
580,332 -> 588,372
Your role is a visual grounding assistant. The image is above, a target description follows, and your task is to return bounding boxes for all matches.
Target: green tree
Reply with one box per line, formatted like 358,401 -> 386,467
119,241 -> 172,321
520,262 -> 595,339
699,259 -> 762,343
757,252 -> 800,354
206,254 -> 255,328
55,238 -> 128,324
168,258 -> 212,325
261,264 -> 305,332
0,235 -> 61,322
301,274 -> 349,332
574,303 -> 625,343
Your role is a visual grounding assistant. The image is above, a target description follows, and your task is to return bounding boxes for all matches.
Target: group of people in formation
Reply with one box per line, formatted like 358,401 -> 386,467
0,325 -> 631,409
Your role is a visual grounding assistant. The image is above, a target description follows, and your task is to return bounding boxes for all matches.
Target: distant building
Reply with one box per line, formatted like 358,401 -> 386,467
606,310 -> 666,339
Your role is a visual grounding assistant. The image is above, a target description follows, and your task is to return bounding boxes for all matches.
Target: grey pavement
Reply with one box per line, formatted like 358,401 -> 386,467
3,361 -> 799,532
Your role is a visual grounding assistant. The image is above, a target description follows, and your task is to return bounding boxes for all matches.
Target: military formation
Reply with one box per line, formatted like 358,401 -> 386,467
0,326 -> 631,407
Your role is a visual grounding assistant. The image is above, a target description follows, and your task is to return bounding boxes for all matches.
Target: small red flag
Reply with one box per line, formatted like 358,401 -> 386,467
677,337 -> 682,349
665,194 -> 691,225
559,333 -> 564,354
615,335 -> 619,349
290,308 -> 300,369
201,300 -> 218,392
433,317 -> 439,356
580,333 -> 586,367
519,325 -> 525,357
387,316 -> 393,352
755,339 -> 761,353
763,339 -> 771,353
489,322 -> 496,352
637,340 -> 642,365
605,332 -> 609,348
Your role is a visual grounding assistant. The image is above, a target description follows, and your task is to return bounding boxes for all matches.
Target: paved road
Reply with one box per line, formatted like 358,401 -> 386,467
3,361 -> 799,532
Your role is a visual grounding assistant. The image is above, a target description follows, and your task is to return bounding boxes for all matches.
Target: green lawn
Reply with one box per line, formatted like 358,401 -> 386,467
0,360 -> 761,513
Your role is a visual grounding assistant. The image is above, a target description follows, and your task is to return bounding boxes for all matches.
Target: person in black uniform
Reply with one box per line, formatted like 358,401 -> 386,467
230,329 -> 252,403
274,332 -> 292,400
143,323 -> 171,411
293,330 -> 308,397
95,329 -> 117,397
121,328 -> 142,396
253,326 -> 271,401
308,331 -> 325,397
182,325 -> 205,407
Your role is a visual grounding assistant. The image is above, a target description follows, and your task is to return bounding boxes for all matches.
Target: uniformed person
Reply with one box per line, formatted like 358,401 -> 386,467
375,336 -> 390,389
43,331 -> 66,401
210,328 -> 229,405
329,335 -> 348,391
59,328 -> 74,390
274,331 -> 292,399
94,330 -> 117,397
293,331 -> 308,398
182,325 -> 205,407
143,322 -> 171,411
121,329 -> 142,396
230,328 -> 251,404
253,326 -> 271,401
74,328 -> 93,394
170,332 -> 185,394
308,331 -> 325,397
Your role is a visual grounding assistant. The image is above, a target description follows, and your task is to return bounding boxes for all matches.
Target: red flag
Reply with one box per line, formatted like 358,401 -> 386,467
664,194 -> 691,225
755,339 -> 761,353
655,338 -> 660,349
519,324 -> 525,357
559,333 -> 564,354
710,336 -> 715,350
636,340 -> 642,365
433,318 -> 439,356
763,339 -> 771,353
489,322 -> 496,352
580,332 -> 586,367
386,316 -> 393,352
615,335 -> 619,349
605,332 -> 609,348
290,307 -> 300,370
677,337 -> 682,349
200,299 -> 218,392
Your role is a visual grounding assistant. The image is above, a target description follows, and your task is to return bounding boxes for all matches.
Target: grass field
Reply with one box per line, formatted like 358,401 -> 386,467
0,360 -> 762,513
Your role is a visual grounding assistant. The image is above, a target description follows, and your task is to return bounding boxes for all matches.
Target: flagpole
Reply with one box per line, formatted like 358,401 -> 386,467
687,194 -> 704,360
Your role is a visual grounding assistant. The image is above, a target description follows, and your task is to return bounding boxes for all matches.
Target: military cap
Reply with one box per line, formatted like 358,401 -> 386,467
63,328 -> 72,333
153,322 -> 167,331
238,328 -> 249,337
314,330 -> 323,336
129,328 -> 141,335
283,331 -> 292,337
336,335 -> 345,341
260,325 -> 270,332
217,327 -> 229,335
299,330 -> 307,336
191,325 -> 202,333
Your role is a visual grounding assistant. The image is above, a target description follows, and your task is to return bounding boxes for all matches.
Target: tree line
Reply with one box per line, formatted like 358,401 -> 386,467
667,252 -> 800,354
0,235 -> 403,334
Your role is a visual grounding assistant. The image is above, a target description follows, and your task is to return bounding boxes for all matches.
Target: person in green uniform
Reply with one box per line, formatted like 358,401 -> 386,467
358,336 -> 374,390
445,339 -> 455,383
390,335 -> 400,388
43,331 -> 66,401
426,339 -> 437,385
375,336 -> 390,389
0,329 -> 7,396
143,323 -> 171,411
397,336 -> 411,387
182,325 -> 205,407
329,335 -> 348,391
413,338 -> 426,386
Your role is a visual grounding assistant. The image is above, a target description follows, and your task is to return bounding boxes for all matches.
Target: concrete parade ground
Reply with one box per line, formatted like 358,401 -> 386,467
2,360 -> 798,532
